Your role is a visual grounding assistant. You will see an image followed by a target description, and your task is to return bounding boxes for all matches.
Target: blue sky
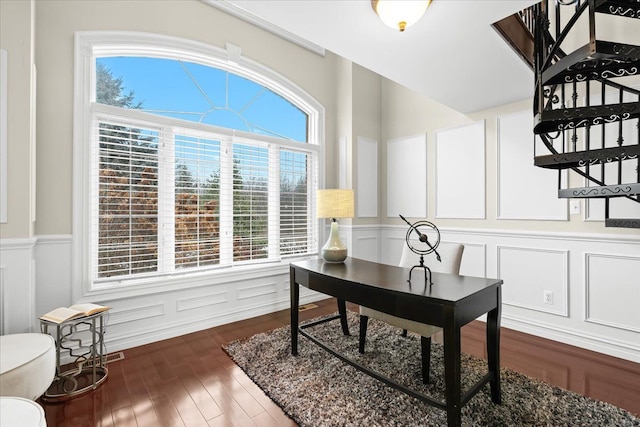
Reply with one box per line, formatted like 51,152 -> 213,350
97,56 -> 307,142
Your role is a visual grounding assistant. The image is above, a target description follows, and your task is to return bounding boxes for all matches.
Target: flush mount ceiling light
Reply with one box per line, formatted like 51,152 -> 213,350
371,0 -> 432,32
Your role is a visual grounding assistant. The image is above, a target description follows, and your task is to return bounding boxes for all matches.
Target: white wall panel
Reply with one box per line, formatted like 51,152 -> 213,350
497,111 -> 567,220
237,282 -> 278,300
176,289 -> 228,312
35,235 -> 72,317
585,253 -> 640,332
0,49 -> 6,224
108,303 -> 165,326
356,136 -> 378,217
498,246 -> 569,316
0,238 -> 36,333
456,242 -> 486,278
0,266 -> 5,335
22,229 -> 640,364
338,135 -> 347,189
435,121 -> 485,219
381,235 -> 406,266
354,235 -> 378,262
387,134 -> 427,218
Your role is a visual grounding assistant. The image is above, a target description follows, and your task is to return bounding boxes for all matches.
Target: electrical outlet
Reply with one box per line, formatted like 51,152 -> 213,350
543,290 -> 553,305
570,200 -> 581,215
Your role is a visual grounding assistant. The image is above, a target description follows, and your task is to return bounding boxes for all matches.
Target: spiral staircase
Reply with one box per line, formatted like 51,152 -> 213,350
495,0 -> 640,228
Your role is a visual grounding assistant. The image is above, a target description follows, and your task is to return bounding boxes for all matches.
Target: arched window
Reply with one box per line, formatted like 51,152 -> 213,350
73,32 -> 323,291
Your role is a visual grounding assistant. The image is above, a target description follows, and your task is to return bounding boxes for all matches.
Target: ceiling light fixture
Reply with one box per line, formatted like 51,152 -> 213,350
371,0 -> 432,32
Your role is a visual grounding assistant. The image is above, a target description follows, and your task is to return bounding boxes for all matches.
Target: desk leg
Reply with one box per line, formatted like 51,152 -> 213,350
290,268 -> 299,356
487,286 -> 502,404
443,309 -> 462,427
337,299 -> 350,336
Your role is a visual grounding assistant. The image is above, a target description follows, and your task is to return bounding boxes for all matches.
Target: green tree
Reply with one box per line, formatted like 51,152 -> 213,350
96,63 -> 142,108
175,162 -> 197,193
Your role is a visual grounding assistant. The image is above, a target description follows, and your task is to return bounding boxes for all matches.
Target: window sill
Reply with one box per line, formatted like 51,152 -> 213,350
82,255 -> 318,301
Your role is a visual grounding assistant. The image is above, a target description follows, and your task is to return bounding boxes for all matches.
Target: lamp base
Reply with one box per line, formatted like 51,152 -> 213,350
321,248 -> 348,263
321,220 -> 348,263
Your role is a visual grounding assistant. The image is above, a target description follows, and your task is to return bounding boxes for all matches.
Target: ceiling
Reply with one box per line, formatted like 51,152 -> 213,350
210,0 -> 538,114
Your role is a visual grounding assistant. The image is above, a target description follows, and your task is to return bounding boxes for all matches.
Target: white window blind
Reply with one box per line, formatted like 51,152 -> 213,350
95,119 -> 161,279
174,134 -> 221,269
91,111 -> 318,283
231,142 -> 272,262
280,150 -> 312,255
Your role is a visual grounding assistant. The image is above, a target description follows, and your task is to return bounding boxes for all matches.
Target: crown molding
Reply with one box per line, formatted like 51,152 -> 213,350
201,0 -> 326,56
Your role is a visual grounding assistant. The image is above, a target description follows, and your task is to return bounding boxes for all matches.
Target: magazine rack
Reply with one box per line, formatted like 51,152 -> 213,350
39,311 -> 109,401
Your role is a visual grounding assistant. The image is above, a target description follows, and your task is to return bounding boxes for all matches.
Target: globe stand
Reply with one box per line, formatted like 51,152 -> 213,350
399,214 -> 441,288
408,254 -> 433,286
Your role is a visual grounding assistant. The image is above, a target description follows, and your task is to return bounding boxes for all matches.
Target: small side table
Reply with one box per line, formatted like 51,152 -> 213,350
39,311 -> 109,401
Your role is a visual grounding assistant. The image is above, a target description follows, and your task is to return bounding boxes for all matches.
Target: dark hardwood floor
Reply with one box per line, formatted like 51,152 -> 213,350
39,298 -> 640,426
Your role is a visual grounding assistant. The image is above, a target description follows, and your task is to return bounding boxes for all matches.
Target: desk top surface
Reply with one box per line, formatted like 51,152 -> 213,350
291,257 -> 502,304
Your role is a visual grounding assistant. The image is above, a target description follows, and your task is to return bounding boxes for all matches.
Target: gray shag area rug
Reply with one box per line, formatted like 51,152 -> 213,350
223,312 -> 640,427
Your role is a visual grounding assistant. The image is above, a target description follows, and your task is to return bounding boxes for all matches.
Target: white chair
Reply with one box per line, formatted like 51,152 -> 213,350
0,397 -> 47,427
359,242 -> 464,383
0,333 -> 56,400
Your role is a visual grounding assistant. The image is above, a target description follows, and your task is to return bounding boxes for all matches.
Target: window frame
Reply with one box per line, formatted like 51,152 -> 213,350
72,31 -> 324,300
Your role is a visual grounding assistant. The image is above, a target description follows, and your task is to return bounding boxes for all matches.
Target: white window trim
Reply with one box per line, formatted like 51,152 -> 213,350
72,31 -> 325,301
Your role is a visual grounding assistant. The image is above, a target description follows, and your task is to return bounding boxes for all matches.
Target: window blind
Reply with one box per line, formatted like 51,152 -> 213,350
91,112 -> 318,283
96,120 -> 160,278
174,134 -> 221,269
230,142 -> 271,262
280,150 -> 312,255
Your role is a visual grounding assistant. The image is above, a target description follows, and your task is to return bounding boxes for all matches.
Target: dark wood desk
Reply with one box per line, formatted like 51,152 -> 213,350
290,257 -> 503,427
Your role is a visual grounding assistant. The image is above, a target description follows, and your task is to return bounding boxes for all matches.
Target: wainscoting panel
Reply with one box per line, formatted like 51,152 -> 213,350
34,235 -> 72,318
108,303 -> 166,326
498,246 -> 569,316
354,234 -> 379,262
31,235 -> 325,359
456,242 -> 486,278
0,238 -> 36,333
0,266 -> 5,335
176,289 -> 228,312
21,229 -> 640,363
375,226 -> 640,362
585,253 -> 640,333
237,281 -> 279,300
379,234 -> 405,266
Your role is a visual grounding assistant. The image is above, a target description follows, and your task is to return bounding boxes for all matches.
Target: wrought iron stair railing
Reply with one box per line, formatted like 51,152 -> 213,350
526,0 -> 640,228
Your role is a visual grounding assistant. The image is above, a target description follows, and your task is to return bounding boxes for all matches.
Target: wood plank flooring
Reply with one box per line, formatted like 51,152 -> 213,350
39,298 -> 640,426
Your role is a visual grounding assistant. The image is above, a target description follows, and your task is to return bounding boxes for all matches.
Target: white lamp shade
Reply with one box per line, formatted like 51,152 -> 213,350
317,189 -> 354,219
372,0 -> 431,32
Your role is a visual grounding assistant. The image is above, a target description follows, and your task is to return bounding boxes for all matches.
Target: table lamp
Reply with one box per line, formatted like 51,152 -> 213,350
317,189 -> 354,263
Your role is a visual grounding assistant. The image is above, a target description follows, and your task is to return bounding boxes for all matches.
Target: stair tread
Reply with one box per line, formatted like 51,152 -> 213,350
534,104 -> 640,134
534,102 -> 640,134
605,218 -> 640,228
541,41 -> 640,86
558,183 -> 640,198
534,145 -> 640,169
595,0 -> 640,18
